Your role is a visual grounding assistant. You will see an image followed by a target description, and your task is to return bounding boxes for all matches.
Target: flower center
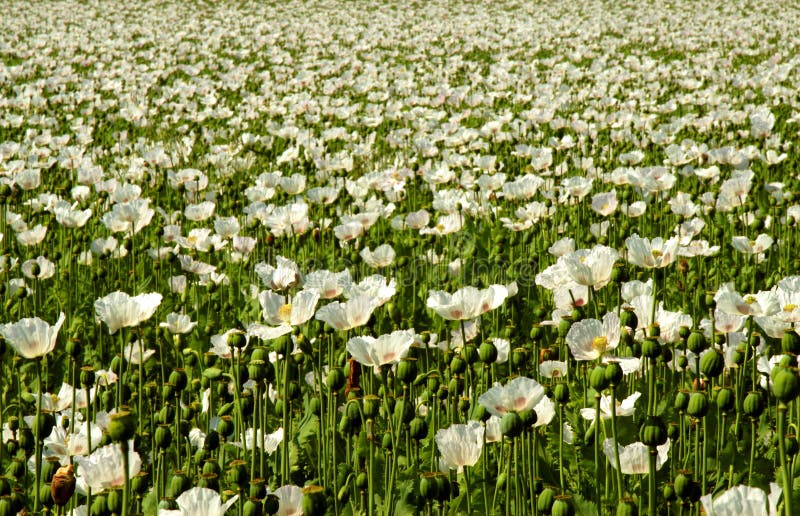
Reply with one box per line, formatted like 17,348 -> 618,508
784,304 -> 798,312
744,295 -> 757,305
278,304 -> 293,323
651,249 -> 663,259
592,336 -> 609,354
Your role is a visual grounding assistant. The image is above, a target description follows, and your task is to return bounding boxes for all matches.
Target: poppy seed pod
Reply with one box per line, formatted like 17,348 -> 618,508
589,366 -> 609,391
674,390 -> 690,411
715,387 -> 735,413
620,309 -> 637,331
686,331 -> 707,354
479,342 -> 498,363
616,498 -> 638,516
700,349 -> 724,378
537,488 -> 556,513
605,362 -> 623,386
554,383 -> 570,404
639,415 -> 667,446
243,499 -> 262,516
641,338 -> 660,359
500,412 -> 523,438
782,330 -> 800,354
552,496 -> 575,516
743,391 -> 764,418
107,410 -> 136,442
686,392 -> 709,418
772,367 -> 800,403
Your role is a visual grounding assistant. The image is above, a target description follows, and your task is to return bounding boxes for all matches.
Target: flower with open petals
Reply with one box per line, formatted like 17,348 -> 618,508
566,312 -> 621,361
315,295 -> 378,331
158,487 -> 238,516
562,245 -> 618,290
74,441 -> 141,494
0,312 -> 65,359
478,376 -> 547,417
700,483 -> 781,516
714,283 -> 779,318
435,421 -> 484,473
346,329 -> 415,369
94,292 -> 162,334
427,285 -> 508,321
625,234 -> 679,268
580,392 -> 641,421
602,438 -> 670,474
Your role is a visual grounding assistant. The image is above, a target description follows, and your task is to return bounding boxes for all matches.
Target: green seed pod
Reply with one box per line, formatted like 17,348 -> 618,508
554,383 -> 570,404
715,387 -> 735,413
394,399 -> 415,425
617,498 -> 639,516
419,473 -> 439,501
169,369 -> 188,391
605,362 -> 623,386
551,496 -> 575,516
674,390 -> 690,411
308,397 -> 322,415
641,338 -> 660,359
461,345 -> 478,365
169,471 -> 191,498
449,355 -> 466,375
90,493 -> 107,516
203,430 -> 220,452
106,488 -> 122,514
700,349 -> 724,379
519,409 -> 538,428
782,330 -> 800,354
663,484 -> 676,501
537,488 -> 556,513
363,395 -> 380,418
773,367 -> 800,403
686,331 -> 707,353
107,410 -> 136,442
470,403 -> 488,422
639,415 -> 667,447
202,460 -> 221,477
155,424 -> 172,450
326,368 -> 346,391
434,474 -> 451,500
217,416 -> 234,438
80,367 -> 95,388
686,392 -> 709,418
0,498 -> 13,516
500,412 -> 523,438
743,391 -> 764,419
786,434 -> 799,457
409,417 -> 428,440
676,355 -> 689,370
243,499 -> 262,516
589,366 -> 609,391
301,485 -> 326,516
478,342 -> 498,364
674,473 -> 692,500
396,359 -> 417,384
620,309 -> 637,330
557,319 -> 572,338
355,472 -> 368,491
647,324 -> 660,338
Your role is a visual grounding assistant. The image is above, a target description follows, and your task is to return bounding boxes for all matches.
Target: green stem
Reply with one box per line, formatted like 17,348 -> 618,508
610,388 -> 624,500
779,404 -> 793,516
121,439 -> 130,516
34,358 -> 43,514
648,447 -> 657,516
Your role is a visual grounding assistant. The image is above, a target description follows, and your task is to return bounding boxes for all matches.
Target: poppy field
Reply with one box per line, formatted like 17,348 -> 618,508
2,0 -> 800,514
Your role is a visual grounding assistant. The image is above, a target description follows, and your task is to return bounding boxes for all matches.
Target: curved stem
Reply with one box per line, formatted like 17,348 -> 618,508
610,388 -> 624,500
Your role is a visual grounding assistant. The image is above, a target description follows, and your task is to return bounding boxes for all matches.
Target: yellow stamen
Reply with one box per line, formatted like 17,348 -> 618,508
592,336 -> 609,354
